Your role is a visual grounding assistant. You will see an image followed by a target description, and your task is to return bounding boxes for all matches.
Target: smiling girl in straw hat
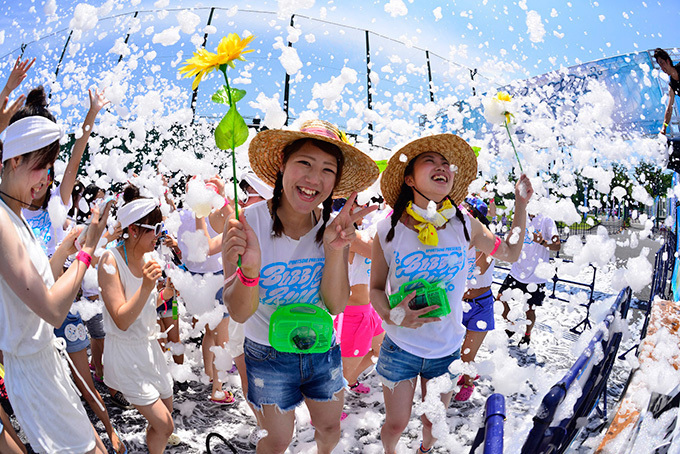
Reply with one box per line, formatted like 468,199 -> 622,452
370,134 -> 533,454
222,119 -> 378,453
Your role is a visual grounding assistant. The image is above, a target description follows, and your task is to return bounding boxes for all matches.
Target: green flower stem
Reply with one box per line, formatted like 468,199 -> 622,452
504,119 -> 523,173
221,66 -> 242,268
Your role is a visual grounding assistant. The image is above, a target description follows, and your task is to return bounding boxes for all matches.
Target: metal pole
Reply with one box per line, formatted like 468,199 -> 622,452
50,31 -> 73,101
365,30 -> 373,145
425,50 -> 434,103
283,14 -> 295,126
190,7 -> 215,125
118,11 -> 140,64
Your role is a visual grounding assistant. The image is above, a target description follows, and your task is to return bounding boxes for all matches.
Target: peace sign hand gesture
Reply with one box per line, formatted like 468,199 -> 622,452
323,192 -> 377,251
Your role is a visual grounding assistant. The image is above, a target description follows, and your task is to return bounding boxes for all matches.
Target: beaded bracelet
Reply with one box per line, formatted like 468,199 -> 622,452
75,250 -> 92,268
237,267 -> 260,287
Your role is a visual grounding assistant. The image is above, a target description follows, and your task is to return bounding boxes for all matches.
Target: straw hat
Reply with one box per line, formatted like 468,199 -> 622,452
249,120 -> 379,199
380,134 -> 477,208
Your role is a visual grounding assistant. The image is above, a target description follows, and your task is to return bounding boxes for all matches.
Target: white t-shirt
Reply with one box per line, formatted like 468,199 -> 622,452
510,214 -> 558,284
376,214 -> 470,359
244,201 -> 329,346
22,184 -> 71,257
0,198 -> 56,356
176,208 -> 222,273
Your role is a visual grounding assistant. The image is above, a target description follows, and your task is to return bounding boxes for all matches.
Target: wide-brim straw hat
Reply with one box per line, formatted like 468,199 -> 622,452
380,134 -> 477,208
249,120 -> 379,199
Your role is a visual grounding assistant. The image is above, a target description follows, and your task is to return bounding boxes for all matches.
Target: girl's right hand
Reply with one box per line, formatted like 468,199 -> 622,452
392,291 -> 441,328
223,214 -> 261,276
142,260 -> 162,284
84,200 -> 114,250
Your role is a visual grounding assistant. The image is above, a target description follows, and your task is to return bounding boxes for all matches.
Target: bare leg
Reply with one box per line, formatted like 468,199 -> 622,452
162,316 -> 183,365
134,398 -> 174,454
0,406 -> 26,454
381,379 -> 417,454
67,349 -> 124,453
254,404 -> 296,454
459,330 -> 488,386
420,378 -> 455,451
90,337 -> 104,380
209,317 -> 230,399
344,332 -> 384,386
305,389 -> 344,454
525,307 -> 536,336
84,425 -> 107,454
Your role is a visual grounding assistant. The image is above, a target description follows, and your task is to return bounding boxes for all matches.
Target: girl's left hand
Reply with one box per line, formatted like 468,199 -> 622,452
323,192 -> 378,251
515,174 -> 534,205
88,88 -> 110,114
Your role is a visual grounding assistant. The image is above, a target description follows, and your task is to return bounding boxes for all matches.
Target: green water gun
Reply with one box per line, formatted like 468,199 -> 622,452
269,303 -> 334,353
388,279 -> 451,318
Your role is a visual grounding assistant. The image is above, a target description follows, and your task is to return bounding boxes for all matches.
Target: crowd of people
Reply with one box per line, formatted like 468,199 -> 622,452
0,57 -> 565,454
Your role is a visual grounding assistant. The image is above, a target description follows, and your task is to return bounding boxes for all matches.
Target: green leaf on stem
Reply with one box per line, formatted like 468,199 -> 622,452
214,105 -> 249,150
212,86 -> 247,106
472,146 -> 481,157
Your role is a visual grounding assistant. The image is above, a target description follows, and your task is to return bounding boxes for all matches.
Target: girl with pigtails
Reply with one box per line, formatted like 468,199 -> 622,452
369,134 -> 533,454
222,120 -> 378,454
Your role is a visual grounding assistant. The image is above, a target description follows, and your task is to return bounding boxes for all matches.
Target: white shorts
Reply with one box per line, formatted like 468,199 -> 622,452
103,335 -> 173,407
227,318 -> 245,358
4,343 -> 95,454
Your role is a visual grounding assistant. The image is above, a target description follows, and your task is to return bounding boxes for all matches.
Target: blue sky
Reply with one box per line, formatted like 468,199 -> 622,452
0,0 -> 676,81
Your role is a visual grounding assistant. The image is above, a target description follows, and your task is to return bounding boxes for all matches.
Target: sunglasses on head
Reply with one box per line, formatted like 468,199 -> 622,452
135,222 -> 164,236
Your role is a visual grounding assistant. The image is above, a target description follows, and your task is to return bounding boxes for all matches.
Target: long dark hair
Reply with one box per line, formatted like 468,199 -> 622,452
270,138 -> 344,245
385,154 -> 469,243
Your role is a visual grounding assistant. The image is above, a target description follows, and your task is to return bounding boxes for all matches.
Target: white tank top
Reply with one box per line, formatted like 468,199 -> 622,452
349,254 -> 371,287
101,248 -> 159,340
0,199 -> 56,356
376,214 -> 470,359
177,209 -> 222,273
243,201 -> 328,346
465,246 -> 495,290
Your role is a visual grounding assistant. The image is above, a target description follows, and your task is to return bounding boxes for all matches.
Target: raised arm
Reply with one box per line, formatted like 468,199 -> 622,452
60,88 -> 110,205
0,202 -> 111,327
662,86 -> 675,135
471,174 -> 533,262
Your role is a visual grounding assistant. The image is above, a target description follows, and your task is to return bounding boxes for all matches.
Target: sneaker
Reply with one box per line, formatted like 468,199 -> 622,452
519,334 -> 531,346
349,382 -> 370,394
110,391 -> 133,410
415,442 -> 433,453
209,390 -> 236,405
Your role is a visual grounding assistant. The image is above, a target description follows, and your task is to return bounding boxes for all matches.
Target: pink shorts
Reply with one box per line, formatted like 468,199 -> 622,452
334,303 -> 385,358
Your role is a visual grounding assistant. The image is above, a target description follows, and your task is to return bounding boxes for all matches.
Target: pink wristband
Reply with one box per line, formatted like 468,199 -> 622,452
75,250 -> 92,268
237,267 -> 259,287
489,236 -> 501,256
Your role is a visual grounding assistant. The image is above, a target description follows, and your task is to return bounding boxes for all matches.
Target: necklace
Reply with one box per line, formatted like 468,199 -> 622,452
0,190 -> 41,210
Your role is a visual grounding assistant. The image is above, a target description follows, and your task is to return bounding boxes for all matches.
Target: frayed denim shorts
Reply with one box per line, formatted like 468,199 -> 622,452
244,338 -> 346,412
376,335 -> 460,387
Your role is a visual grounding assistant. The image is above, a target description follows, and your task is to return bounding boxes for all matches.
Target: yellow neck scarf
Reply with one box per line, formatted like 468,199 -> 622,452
405,199 -> 456,246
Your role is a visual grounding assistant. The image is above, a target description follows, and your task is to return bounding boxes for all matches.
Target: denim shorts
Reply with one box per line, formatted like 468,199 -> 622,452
83,312 -> 105,339
462,289 -> 496,332
243,338 -> 345,412
376,335 -> 460,387
54,312 -> 90,353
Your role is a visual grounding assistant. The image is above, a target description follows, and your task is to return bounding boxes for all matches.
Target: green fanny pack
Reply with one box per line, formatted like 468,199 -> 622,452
388,278 -> 451,318
269,303 -> 334,353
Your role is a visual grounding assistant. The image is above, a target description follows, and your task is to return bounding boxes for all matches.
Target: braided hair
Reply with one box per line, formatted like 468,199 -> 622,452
385,154 -> 470,243
270,138 -> 344,245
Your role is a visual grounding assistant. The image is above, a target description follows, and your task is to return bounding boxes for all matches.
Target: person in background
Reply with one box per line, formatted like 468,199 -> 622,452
455,196 -> 496,402
654,48 -> 680,135
499,211 -> 561,346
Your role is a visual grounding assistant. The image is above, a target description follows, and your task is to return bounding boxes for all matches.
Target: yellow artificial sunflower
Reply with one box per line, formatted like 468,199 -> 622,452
179,33 -> 255,90
495,91 -> 513,123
